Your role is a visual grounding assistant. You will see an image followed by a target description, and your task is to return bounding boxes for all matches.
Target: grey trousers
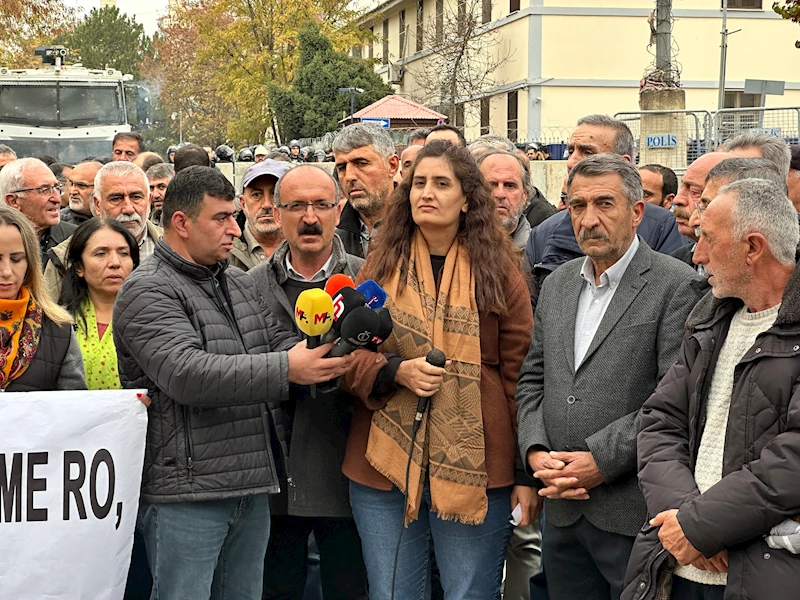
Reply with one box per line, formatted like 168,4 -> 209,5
503,522 -> 543,600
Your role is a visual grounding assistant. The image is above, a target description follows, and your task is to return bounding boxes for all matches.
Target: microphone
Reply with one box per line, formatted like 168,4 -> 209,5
320,286 -> 367,344
412,349 -> 447,437
294,288 -> 334,349
324,273 -> 355,298
356,280 -> 387,309
368,308 -> 393,347
328,307 -> 381,358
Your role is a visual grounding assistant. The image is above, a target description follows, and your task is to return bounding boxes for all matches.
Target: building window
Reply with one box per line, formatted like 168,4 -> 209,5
369,27 -> 374,59
507,91 -> 518,142
352,45 -> 362,59
382,19 -> 389,65
436,0 -> 443,43
480,97 -> 490,135
726,0 -> 761,8
482,0 -> 491,23
724,91 -> 759,109
416,0 -> 424,52
510,0 -> 520,13
456,104 -> 465,128
399,10 -> 406,56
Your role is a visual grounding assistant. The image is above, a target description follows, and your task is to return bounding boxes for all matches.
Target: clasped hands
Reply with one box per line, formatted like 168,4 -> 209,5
527,449 -> 604,500
650,509 -> 728,573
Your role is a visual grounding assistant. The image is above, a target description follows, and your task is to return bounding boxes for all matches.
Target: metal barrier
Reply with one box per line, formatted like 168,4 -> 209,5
614,109 -> 713,172
713,106 -> 800,147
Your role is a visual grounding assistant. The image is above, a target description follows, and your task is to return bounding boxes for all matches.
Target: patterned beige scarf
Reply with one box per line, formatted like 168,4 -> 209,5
366,231 -> 487,525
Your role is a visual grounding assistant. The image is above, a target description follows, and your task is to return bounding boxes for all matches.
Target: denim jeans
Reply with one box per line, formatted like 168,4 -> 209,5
141,494 -> 271,600
349,480 -> 513,600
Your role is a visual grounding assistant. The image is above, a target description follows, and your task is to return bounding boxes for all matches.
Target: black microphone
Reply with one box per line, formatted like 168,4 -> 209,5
411,349 -> 447,438
328,307 -> 381,357
320,287 -> 367,344
368,308 -> 393,348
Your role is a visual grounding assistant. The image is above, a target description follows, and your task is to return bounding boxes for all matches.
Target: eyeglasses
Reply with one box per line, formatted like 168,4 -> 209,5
276,201 -> 339,214
67,180 -> 94,191
12,183 -> 64,196
695,202 -> 710,220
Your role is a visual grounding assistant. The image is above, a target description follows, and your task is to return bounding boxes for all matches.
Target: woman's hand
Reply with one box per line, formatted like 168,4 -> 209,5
136,393 -> 151,407
395,357 -> 450,397
511,485 -> 543,527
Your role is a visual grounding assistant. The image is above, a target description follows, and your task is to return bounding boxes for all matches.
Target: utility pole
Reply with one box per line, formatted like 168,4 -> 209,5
655,0 -> 673,83
718,0 -> 729,110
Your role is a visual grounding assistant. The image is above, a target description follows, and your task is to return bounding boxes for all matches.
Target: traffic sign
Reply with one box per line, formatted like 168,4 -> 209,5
361,117 -> 390,129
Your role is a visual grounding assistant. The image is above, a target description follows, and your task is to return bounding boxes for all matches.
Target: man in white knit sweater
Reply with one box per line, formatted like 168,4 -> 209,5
626,178 -> 800,600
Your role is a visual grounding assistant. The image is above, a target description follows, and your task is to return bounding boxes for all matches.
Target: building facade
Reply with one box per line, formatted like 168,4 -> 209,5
358,0 -> 800,144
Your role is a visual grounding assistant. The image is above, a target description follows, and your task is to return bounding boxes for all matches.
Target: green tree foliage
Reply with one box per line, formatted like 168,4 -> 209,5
55,6 -> 152,78
269,21 -> 393,140
774,1 -> 800,47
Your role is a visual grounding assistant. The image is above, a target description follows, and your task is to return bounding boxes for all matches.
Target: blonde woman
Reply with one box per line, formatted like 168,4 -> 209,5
0,206 -> 86,391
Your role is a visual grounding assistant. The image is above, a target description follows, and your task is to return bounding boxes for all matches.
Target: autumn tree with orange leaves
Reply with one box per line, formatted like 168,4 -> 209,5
0,0 -> 78,66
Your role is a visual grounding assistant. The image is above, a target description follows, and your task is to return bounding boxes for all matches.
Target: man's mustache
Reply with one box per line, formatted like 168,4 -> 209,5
579,227 -> 609,243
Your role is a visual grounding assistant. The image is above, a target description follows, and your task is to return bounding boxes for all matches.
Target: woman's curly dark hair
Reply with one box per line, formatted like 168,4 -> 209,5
361,140 -> 520,315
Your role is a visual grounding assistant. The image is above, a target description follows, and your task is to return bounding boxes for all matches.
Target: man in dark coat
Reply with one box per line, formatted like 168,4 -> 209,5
114,166 -> 352,599
249,164 -> 368,599
333,123 -> 399,258
624,179 -> 800,600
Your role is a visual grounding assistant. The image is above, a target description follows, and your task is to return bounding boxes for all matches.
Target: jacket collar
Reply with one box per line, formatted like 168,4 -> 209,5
687,260 -> 800,330
154,238 -> 227,280
266,234 -> 351,286
337,201 -> 365,234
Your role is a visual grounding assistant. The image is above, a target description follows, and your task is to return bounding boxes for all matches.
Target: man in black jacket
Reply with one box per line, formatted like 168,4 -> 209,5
250,164 -> 368,600
114,166 -> 352,600
333,123 -> 399,258
625,179 -> 800,600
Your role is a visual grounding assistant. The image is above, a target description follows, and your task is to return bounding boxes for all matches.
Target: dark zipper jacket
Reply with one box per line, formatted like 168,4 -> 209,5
624,263 -> 800,600
113,239 -> 297,503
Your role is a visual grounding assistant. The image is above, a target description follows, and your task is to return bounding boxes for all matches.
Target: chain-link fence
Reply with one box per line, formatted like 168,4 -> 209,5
713,107 -> 800,147
613,110 -> 713,173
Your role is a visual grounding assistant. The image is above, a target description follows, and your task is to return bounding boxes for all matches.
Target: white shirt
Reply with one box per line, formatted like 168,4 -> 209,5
285,252 -> 334,283
574,236 -> 640,368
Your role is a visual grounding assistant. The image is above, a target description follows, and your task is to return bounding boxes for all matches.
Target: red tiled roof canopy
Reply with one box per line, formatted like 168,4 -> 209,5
340,95 -> 447,123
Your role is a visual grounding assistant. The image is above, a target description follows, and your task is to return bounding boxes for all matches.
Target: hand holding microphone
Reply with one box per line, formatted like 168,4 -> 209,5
289,289 -> 351,389
395,349 -> 449,397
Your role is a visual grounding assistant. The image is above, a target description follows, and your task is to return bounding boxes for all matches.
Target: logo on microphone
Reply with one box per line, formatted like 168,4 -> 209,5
295,307 -> 307,323
314,312 -> 331,325
332,294 -> 345,319
356,331 -> 371,343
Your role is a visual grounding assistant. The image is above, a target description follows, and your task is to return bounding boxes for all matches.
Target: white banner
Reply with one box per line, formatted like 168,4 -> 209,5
0,389 -> 148,600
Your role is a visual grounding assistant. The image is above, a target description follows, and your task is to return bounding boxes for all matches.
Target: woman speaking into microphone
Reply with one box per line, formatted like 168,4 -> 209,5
340,141 -> 535,599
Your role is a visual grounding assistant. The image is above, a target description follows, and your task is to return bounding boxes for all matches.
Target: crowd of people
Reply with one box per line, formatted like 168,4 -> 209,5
0,117 -> 800,600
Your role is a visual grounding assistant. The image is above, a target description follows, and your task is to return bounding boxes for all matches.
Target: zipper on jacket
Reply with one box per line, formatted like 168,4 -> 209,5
211,273 -> 248,353
288,476 -> 296,501
183,407 -> 194,483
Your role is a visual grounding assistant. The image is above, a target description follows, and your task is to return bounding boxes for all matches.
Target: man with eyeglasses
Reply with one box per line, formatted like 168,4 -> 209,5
60,160 -> 102,225
44,161 -> 163,298
229,160 -> 290,271
249,164 -> 368,600
0,157 -> 76,269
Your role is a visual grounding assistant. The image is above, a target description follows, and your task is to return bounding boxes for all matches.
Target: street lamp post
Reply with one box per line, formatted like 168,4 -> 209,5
338,87 -> 365,124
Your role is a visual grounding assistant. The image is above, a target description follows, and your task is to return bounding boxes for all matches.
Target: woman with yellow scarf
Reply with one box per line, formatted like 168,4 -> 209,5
58,219 -> 139,390
340,141 -> 536,599
0,207 -> 85,391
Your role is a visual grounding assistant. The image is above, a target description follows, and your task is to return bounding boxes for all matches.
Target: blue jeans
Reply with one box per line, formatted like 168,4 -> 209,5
349,480 -> 513,600
141,494 -> 270,600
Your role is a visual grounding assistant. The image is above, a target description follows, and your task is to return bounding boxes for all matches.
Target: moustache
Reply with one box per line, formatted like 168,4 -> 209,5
117,213 -> 142,224
579,228 -> 609,243
673,206 -> 693,221
298,222 -> 323,236
255,208 -> 274,219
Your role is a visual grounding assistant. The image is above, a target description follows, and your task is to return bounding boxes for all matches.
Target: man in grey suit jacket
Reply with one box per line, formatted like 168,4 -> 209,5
516,154 -> 706,600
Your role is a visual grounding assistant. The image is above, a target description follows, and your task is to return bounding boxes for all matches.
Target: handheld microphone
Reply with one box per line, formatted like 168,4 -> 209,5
328,307 -> 381,358
413,349 -> 447,433
356,280 -> 388,309
324,273 -> 355,298
369,308 -> 393,347
320,286 -> 367,344
294,288 -> 334,349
